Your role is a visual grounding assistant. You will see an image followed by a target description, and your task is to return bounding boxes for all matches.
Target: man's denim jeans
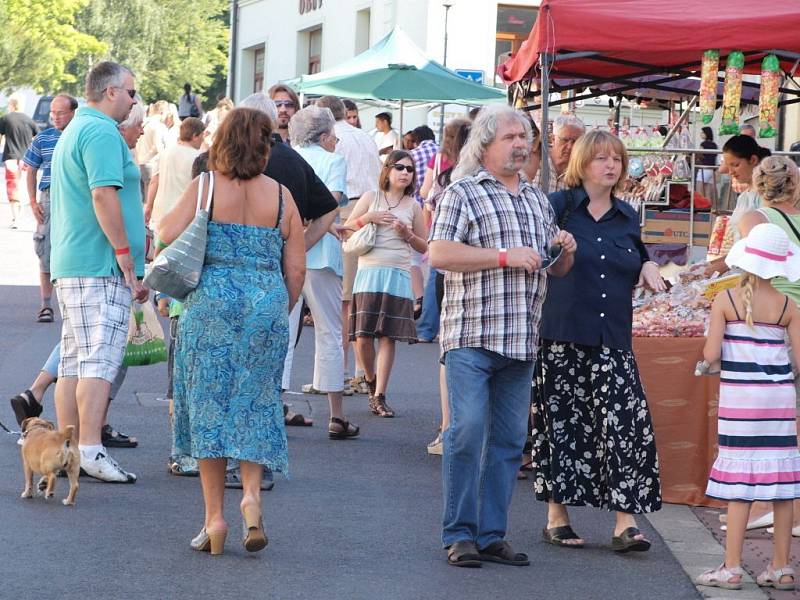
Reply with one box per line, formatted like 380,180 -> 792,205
415,269 -> 440,341
442,347 -> 534,549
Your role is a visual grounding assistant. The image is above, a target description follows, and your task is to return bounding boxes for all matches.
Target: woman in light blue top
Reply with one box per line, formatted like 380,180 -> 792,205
288,105 -> 360,439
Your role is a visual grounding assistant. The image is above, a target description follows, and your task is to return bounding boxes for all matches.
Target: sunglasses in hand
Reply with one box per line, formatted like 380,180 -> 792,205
540,244 -> 563,269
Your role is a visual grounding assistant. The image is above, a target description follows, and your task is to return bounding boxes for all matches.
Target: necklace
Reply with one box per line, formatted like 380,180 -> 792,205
382,191 -> 404,211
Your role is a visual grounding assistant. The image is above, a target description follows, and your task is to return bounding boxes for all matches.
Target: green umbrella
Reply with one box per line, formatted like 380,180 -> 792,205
294,63 -> 505,104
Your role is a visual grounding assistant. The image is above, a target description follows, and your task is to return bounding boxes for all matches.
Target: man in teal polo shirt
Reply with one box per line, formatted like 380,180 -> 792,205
50,61 -> 148,484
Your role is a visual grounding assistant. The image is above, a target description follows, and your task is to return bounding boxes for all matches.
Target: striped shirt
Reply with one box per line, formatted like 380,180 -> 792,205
23,127 -> 61,191
430,168 -> 558,361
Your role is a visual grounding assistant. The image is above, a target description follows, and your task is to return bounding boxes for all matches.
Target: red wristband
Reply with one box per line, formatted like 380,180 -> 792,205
498,248 -> 508,268
356,217 -> 365,229
115,246 -> 130,256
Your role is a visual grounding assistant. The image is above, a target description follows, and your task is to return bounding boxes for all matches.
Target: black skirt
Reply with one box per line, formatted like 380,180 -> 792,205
531,340 -> 662,514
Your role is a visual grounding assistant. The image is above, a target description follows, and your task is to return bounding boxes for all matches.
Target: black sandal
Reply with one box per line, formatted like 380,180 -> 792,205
9,389 -> 42,426
36,307 -> 54,323
611,527 -> 651,553
328,417 -> 359,440
542,525 -> 585,549
283,403 -> 313,426
478,540 -> 530,566
102,424 -> 138,448
447,540 -> 481,568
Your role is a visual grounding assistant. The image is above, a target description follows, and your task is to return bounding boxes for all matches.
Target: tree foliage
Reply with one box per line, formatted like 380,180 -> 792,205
72,0 -> 229,102
0,0 -> 106,93
0,0 -> 228,103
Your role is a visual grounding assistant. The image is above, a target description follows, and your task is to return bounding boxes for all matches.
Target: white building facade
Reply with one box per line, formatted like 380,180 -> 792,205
229,0 -> 539,102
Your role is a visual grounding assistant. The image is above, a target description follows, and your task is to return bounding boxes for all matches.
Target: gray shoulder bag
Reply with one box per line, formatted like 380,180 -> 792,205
143,171 -> 214,300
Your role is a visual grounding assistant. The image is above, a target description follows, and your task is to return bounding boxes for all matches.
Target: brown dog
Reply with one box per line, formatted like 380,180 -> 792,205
20,417 -> 80,506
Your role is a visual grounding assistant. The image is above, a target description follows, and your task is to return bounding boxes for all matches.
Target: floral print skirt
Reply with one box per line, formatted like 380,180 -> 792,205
531,340 -> 661,514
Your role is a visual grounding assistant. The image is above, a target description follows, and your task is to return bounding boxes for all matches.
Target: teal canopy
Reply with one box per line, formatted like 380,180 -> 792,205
287,27 -> 505,104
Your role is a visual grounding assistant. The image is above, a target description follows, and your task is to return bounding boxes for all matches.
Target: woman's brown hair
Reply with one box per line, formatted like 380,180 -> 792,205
208,107 -> 272,179
441,118 -> 471,162
379,150 -> 416,196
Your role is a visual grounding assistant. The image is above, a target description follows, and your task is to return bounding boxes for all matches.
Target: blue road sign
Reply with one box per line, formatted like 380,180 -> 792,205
455,69 -> 484,85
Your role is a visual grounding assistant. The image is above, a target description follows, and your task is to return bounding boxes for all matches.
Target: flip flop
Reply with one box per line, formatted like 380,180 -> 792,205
611,527 -> 651,553
36,307 -> 54,323
542,525 -> 584,549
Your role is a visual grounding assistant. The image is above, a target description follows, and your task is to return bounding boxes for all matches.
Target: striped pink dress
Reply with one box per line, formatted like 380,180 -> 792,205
706,292 -> 800,501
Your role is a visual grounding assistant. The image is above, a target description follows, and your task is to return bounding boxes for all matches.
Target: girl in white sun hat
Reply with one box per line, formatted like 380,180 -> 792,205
698,222 -> 800,591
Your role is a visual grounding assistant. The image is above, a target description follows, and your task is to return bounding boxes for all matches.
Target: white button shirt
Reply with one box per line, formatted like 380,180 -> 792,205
334,121 -> 382,200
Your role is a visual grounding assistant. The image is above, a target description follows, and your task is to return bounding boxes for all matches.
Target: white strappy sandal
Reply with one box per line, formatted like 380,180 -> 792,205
757,565 -> 796,591
695,564 -> 745,590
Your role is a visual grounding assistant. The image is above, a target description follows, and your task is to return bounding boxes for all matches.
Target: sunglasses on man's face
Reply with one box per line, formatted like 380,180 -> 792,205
275,100 -> 296,109
108,86 -> 136,99
391,164 -> 414,173
540,244 -> 563,269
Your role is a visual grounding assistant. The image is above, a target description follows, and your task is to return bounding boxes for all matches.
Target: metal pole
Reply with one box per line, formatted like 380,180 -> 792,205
662,96 -> 698,148
437,3 -> 452,141
399,99 -> 404,137
539,52 -> 552,193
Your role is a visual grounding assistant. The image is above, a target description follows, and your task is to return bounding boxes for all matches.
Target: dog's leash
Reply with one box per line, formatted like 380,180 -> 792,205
0,417 -> 21,437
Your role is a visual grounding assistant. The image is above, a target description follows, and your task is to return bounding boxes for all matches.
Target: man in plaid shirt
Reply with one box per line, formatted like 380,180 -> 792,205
429,105 -> 577,568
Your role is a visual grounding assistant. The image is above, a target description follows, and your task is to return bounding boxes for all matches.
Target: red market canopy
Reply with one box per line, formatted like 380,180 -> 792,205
500,0 -> 800,102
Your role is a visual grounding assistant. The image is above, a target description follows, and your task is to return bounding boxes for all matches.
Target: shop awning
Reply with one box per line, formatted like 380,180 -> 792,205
287,27 -> 506,104
499,0 -> 800,86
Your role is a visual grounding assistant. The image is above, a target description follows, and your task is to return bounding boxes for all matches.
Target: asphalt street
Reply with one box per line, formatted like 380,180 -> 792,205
0,213 -> 701,600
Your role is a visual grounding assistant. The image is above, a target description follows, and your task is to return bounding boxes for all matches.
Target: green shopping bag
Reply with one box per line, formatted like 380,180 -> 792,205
122,301 -> 168,367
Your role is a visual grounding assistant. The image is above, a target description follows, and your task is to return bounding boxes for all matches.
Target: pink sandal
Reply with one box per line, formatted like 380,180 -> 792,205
756,565 -> 795,591
695,564 -> 745,590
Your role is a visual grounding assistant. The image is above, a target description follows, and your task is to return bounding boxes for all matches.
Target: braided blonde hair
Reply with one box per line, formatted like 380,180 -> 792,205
740,273 -> 758,328
753,156 -> 800,207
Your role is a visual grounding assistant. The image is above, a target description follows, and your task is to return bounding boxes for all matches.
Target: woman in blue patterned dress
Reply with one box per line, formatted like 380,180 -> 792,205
159,108 -> 306,555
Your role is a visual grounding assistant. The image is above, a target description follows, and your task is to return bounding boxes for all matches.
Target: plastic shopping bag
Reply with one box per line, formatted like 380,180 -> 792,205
122,301 -> 168,367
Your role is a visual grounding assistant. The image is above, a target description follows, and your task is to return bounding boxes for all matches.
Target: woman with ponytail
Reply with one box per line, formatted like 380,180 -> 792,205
699,223 -> 800,591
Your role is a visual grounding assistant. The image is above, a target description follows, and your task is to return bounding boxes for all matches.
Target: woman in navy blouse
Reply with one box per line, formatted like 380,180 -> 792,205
534,130 -> 666,552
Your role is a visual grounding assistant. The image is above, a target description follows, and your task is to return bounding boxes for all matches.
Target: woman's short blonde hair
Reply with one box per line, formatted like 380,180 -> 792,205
753,156 -> 800,207
563,129 -> 629,193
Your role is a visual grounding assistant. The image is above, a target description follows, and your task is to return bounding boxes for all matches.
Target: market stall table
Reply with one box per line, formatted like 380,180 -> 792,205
634,336 -> 724,508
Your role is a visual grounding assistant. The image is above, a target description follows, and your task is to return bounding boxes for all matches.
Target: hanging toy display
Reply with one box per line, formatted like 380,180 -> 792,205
758,54 -> 780,138
699,50 -> 720,124
719,51 -> 744,135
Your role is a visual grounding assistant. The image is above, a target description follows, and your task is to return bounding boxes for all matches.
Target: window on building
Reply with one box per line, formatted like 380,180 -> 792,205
494,4 -> 537,85
355,9 -> 371,55
308,27 -> 322,74
253,47 -> 265,92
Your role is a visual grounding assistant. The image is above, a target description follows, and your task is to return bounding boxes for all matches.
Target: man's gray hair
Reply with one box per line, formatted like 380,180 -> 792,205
315,96 -> 346,121
452,105 -> 532,181
239,92 -> 278,123
289,105 -> 336,147
85,61 -> 135,103
553,114 -> 586,135
118,100 -> 145,129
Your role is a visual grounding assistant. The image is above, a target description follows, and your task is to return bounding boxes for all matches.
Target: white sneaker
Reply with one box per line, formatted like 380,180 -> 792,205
81,450 -> 137,483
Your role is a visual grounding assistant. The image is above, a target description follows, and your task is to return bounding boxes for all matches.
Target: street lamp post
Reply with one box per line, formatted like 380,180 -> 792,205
437,2 -> 452,141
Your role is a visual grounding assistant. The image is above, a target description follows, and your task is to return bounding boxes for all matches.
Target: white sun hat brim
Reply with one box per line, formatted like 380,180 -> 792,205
726,237 -> 800,281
